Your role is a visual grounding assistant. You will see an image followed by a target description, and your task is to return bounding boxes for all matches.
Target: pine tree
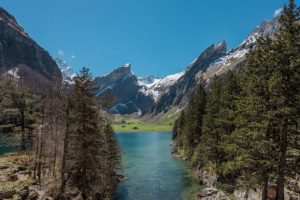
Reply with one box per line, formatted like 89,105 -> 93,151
233,37 -> 278,199
233,1 -> 300,199
200,76 -> 222,171
185,81 -> 206,157
64,67 -> 119,199
269,1 -> 300,199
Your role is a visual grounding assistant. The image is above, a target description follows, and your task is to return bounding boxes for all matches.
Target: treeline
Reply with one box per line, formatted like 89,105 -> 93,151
0,67 -> 119,199
173,1 -> 300,200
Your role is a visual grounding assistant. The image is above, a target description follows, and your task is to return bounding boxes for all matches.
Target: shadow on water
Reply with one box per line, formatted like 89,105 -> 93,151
115,132 -> 199,200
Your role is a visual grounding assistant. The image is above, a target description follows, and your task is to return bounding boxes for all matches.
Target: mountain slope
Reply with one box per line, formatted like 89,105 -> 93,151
0,7 -> 62,89
55,58 -> 76,83
150,17 -> 280,115
94,64 -> 156,114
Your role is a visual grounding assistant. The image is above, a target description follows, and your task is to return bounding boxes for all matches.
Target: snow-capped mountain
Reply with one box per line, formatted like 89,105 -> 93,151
55,58 -> 76,83
150,17 -> 280,115
94,64 -> 157,114
58,16 -> 280,115
138,75 -> 161,88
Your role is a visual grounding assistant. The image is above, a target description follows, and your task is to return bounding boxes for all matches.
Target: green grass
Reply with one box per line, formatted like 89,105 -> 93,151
112,107 -> 182,132
112,118 -> 173,132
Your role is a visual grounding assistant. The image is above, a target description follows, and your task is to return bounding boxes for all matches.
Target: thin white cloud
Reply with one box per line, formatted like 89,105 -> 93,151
70,55 -> 76,59
274,8 -> 283,17
58,49 -> 64,56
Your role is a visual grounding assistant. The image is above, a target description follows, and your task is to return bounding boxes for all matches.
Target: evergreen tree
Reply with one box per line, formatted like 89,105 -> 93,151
172,80 -> 206,158
233,37 -> 278,199
200,76 -> 222,171
269,1 -> 300,199
65,67 -> 119,199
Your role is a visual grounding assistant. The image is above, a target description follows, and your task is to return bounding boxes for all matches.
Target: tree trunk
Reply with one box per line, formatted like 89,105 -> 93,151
262,175 -> 268,200
59,101 -> 70,199
21,109 -> 26,151
277,119 -> 288,200
53,122 -> 58,178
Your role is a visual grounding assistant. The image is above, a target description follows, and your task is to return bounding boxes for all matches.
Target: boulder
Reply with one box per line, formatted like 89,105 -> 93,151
27,190 -> 38,200
0,165 -> 9,170
197,187 -> 228,200
196,169 -> 217,187
12,165 -> 27,173
7,174 -> 18,181
0,190 -> 16,199
234,188 -> 261,200
19,186 -> 30,199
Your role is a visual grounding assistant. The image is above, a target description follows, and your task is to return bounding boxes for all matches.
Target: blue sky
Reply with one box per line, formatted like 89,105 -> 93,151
1,0 -> 298,77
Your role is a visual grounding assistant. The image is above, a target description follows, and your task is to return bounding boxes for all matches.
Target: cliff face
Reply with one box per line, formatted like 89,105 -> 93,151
151,41 -> 227,114
149,18 -> 280,115
0,7 -> 61,88
94,64 -> 155,114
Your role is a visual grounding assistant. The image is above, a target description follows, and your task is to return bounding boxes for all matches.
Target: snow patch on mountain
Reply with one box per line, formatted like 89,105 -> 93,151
150,71 -> 185,90
138,75 -> 161,88
55,58 -> 76,83
138,71 -> 185,102
6,68 -> 20,79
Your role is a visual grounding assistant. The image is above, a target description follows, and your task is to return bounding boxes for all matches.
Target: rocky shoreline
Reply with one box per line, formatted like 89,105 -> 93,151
171,143 -> 300,200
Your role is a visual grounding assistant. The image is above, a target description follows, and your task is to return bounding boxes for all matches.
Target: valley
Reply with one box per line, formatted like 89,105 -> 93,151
0,1 -> 300,200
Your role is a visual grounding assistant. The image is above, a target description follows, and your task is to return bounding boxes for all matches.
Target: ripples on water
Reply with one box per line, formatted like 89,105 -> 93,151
116,132 -> 199,200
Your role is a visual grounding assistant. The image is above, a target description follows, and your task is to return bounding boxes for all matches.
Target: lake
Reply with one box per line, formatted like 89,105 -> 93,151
116,132 -> 198,200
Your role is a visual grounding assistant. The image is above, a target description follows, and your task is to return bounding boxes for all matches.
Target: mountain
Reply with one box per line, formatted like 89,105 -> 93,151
95,64 -> 156,114
0,7 -> 62,89
138,75 -> 161,88
92,17 -> 280,115
150,17 -> 280,115
55,58 -> 76,83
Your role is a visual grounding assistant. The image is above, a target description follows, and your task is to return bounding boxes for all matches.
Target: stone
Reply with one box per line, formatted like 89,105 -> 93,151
19,186 -> 29,199
197,187 -> 228,200
0,165 -> 9,170
7,174 -> 18,181
27,190 -> 38,200
0,190 -> 16,199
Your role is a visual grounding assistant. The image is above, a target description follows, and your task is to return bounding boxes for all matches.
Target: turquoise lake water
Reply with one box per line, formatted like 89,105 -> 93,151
116,132 -> 198,200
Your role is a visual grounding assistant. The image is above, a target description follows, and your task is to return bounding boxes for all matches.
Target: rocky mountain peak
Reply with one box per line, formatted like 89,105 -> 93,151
240,17 -> 280,48
215,40 -> 227,51
107,63 -> 132,81
55,58 -> 76,82
0,7 -> 29,38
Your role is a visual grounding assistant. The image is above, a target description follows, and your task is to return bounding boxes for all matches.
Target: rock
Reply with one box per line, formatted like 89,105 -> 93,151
288,179 -> 300,193
7,174 -> 18,181
198,187 -> 219,197
12,165 -> 27,173
0,7 -> 62,91
19,186 -> 29,199
95,64 -> 155,115
196,169 -> 217,188
117,174 -> 127,182
234,188 -> 262,200
0,165 -> 9,170
27,190 -> 38,200
197,187 -> 228,200
0,190 -> 16,199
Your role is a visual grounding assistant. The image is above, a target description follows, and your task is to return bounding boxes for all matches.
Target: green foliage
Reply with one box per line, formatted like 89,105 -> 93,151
172,1 -> 300,197
173,80 -> 206,159
66,67 -> 120,199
